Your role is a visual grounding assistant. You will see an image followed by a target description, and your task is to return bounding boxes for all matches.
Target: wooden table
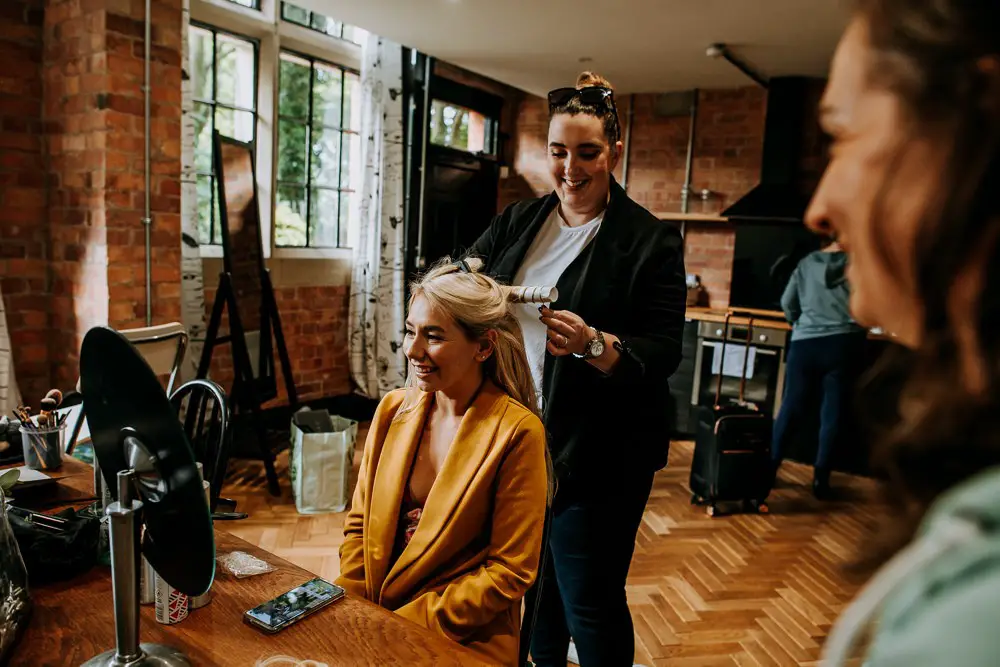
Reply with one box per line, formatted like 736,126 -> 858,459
4,461 -> 488,666
6,454 -> 97,510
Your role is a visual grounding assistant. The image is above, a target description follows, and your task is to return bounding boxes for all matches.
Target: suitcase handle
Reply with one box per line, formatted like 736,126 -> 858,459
713,310 -> 756,408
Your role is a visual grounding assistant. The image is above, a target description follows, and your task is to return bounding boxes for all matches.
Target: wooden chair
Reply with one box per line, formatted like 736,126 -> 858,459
169,378 -> 243,518
65,322 -> 189,456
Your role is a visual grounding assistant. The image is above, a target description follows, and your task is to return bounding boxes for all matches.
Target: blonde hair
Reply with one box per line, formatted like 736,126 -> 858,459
406,257 -> 539,418
405,257 -> 555,503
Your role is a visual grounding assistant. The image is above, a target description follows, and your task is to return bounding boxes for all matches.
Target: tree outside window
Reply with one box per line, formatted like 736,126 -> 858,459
188,24 -> 258,245
429,100 -> 488,153
275,52 -> 361,248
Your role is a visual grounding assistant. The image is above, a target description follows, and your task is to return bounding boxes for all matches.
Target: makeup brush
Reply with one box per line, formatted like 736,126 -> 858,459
13,407 -> 48,466
39,395 -> 59,428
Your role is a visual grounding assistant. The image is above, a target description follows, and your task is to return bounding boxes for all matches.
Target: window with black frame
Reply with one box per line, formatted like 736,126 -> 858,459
280,2 -> 367,44
428,100 -> 496,154
224,0 -> 258,9
275,52 -> 361,249
188,24 -> 258,245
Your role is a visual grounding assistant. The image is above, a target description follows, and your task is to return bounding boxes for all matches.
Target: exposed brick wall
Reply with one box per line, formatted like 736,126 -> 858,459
691,88 -> 767,211
0,0 -> 49,402
499,96 -> 548,210
0,0 -> 185,394
503,87 -> 768,309
202,285 -> 352,406
44,0 -> 111,390
102,0 -> 184,332
683,223 -> 737,308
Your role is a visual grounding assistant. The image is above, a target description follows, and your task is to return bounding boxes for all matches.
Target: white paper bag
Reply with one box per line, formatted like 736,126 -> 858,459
289,410 -> 358,514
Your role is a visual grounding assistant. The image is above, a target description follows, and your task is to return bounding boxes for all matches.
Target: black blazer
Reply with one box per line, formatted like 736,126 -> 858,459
467,178 -> 686,484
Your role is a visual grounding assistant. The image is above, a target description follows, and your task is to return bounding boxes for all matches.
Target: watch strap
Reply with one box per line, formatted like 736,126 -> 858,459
575,328 -> 605,359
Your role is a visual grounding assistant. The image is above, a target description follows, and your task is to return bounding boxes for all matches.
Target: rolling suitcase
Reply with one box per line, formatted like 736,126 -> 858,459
689,310 -> 774,516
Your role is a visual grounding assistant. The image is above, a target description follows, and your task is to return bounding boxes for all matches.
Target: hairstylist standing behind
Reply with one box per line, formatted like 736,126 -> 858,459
467,72 -> 686,667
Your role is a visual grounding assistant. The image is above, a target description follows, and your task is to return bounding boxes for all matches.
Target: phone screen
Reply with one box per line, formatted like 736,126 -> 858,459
244,578 -> 345,632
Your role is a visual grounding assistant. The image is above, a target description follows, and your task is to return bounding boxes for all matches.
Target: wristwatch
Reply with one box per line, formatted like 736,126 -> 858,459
574,328 -> 606,360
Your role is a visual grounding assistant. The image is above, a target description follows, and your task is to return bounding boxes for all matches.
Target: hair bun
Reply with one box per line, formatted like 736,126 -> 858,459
464,257 -> 485,273
576,71 -> 614,91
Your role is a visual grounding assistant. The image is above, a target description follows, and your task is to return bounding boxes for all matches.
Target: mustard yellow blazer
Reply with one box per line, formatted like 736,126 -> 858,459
336,383 -> 548,666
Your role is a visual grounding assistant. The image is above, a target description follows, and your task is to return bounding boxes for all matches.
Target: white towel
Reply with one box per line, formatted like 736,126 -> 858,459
708,342 -> 756,380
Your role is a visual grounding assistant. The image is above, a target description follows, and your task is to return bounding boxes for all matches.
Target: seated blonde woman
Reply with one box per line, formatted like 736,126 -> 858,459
336,258 -> 549,666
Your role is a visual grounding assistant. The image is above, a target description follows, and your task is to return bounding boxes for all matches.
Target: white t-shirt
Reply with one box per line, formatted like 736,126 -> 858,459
512,207 -> 604,406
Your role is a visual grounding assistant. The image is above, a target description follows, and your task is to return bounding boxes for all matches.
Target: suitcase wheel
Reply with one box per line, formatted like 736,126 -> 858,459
707,505 -> 717,517
743,499 -> 769,514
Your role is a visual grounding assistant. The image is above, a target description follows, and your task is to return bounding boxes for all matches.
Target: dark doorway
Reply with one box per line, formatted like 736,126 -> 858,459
421,145 -> 499,269
404,66 -> 503,277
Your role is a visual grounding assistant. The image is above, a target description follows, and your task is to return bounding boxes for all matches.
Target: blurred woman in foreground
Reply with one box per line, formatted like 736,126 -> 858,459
804,1 -> 1000,664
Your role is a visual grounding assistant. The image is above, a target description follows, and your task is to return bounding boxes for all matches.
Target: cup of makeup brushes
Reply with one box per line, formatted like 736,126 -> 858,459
21,420 -> 67,470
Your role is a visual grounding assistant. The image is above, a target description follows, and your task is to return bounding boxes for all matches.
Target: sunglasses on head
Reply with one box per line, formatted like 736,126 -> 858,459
547,86 -> 621,141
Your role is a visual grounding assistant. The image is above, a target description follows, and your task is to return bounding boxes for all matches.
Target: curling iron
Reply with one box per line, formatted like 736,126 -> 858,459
505,286 -> 559,304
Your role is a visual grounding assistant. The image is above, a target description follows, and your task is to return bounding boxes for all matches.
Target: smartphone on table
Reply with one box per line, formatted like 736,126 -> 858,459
243,577 -> 346,634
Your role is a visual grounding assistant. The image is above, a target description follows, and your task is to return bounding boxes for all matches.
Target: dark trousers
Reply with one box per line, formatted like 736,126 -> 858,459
524,467 -> 655,667
771,332 -> 866,471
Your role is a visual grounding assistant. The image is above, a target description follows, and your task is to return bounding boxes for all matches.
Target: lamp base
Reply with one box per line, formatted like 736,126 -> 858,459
81,642 -> 191,667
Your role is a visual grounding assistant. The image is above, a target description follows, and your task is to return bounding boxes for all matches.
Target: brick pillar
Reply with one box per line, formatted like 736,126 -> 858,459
0,0 -> 50,401
43,0 -> 182,390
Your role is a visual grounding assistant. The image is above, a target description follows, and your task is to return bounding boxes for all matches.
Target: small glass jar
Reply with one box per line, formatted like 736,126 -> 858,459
20,420 -> 67,471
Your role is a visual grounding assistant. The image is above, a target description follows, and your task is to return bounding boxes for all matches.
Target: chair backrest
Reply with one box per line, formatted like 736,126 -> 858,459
169,379 -> 231,513
120,322 -> 189,395
64,323 -> 188,454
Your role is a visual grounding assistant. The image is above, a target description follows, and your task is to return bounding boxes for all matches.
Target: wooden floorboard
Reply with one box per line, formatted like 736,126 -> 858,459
218,436 -> 885,666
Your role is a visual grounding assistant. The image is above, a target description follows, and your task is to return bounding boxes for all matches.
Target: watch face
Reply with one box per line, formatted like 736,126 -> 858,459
590,339 -> 605,358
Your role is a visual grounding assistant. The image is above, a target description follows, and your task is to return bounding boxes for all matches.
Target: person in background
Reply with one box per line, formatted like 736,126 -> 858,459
467,71 -> 686,667
771,238 -> 867,499
337,259 -> 549,667
801,1 -> 1000,664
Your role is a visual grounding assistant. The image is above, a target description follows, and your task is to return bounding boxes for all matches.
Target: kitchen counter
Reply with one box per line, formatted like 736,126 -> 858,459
686,307 -> 790,330
685,307 -> 895,341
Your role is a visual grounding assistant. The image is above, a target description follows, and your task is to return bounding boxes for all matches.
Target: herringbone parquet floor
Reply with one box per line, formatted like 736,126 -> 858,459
219,435 -> 884,666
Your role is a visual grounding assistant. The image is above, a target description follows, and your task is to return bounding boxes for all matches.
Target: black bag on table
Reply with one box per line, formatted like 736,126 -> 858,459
689,310 -> 774,516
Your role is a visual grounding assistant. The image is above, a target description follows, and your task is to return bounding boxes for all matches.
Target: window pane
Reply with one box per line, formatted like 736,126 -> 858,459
309,12 -> 341,37
275,184 -> 308,247
196,174 -> 214,244
215,33 -> 256,109
340,131 -> 359,189
189,26 -> 214,101
278,53 -> 311,120
192,102 -> 214,174
339,189 -> 353,248
342,25 -> 368,46
281,2 -> 309,25
309,126 -> 340,187
309,188 -> 339,248
225,0 -> 256,7
215,107 -> 255,143
277,118 -> 308,185
312,63 -> 343,127
429,100 -> 486,153
343,71 -> 361,132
